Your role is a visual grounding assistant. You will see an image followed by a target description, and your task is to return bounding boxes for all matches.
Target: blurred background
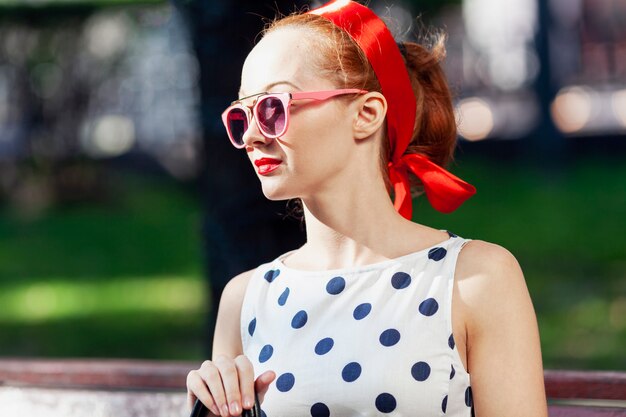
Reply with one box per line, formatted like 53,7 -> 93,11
0,0 -> 624,371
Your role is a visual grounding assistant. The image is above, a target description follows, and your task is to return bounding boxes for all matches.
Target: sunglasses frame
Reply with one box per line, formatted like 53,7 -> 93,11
221,88 -> 367,148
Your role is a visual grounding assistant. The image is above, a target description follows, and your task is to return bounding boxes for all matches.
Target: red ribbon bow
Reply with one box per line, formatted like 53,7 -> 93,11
388,154 -> 477,217
309,0 -> 476,219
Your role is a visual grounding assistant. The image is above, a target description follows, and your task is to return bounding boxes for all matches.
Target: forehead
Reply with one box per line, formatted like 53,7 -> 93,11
240,27 -> 334,95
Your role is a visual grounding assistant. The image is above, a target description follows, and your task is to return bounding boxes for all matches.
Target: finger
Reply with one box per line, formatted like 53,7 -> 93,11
234,355 -> 256,410
186,389 -> 196,412
198,360 -> 228,416
213,355 -> 242,416
186,369 -> 220,416
255,370 -> 276,404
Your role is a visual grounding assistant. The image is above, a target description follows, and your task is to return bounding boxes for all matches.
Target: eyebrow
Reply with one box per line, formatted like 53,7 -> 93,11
238,81 -> 301,98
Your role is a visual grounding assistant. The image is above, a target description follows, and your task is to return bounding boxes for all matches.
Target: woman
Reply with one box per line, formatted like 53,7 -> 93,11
186,1 -> 548,416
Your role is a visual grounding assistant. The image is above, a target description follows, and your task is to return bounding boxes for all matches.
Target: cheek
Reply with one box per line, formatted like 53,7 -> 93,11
292,104 -> 352,148
274,101 -> 355,181
287,120 -> 354,178
316,110 -> 354,160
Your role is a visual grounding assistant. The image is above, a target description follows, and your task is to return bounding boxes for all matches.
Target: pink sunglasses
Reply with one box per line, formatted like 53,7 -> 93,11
221,89 -> 367,148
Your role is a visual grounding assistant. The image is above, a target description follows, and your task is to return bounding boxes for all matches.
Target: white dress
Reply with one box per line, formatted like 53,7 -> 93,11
240,230 -> 474,417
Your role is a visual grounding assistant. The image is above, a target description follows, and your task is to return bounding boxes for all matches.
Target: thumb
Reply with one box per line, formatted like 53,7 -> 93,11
254,370 -> 276,404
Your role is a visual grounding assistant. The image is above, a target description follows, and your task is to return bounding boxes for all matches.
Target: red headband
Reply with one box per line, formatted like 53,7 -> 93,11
308,0 -> 476,218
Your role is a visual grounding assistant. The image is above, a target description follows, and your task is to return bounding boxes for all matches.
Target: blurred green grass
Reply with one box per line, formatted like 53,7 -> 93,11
416,155 -> 626,370
0,176 -> 206,360
0,157 -> 624,370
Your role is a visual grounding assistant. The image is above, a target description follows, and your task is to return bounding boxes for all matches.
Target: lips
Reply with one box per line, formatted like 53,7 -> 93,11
254,157 -> 282,175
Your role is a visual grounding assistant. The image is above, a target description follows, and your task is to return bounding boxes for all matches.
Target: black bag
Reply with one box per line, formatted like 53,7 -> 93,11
189,391 -> 261,417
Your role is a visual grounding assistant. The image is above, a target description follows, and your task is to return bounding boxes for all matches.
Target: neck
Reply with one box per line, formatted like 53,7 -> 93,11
298,178 -> 418,269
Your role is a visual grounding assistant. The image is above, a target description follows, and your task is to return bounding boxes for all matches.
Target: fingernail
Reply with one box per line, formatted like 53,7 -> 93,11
244,396 -> 253,408
221,404 -> 229,416
230,401 -> 240,415
210,405 -> 220,416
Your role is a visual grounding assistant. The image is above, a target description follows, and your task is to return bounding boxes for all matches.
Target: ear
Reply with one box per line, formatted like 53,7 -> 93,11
353,92 -> 387,140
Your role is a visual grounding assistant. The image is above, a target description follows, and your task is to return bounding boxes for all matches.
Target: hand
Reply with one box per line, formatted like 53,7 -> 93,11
186,354 -> 276,416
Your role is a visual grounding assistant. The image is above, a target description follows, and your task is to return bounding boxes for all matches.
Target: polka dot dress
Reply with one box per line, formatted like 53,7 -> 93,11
240,231 -> 474,417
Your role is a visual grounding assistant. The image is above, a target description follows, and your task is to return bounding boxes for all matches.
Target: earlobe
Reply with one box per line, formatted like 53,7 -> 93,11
353,92 -> 387,140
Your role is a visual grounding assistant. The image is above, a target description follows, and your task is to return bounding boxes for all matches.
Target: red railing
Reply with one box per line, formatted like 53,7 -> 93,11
0,359 -> 624,416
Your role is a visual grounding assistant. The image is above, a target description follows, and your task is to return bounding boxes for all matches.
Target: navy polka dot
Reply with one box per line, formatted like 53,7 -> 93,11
353,303 -> 372,320
326,276 -> 346,295
375,393 -> 397,413
291,310 -> 308,329
310,402 -> 330,417
276,373 -> 295,392
428,247 -> 447,261
391,272 -> 411,289
446,230 -> 458,238
314,337 -> 334,355
411,361 -> 431,381
442,395 -> 448,413
278,287 -> 289,306
248,318 -> 256,336
261,410 -> 267,417
264,269 -> 280,282
341,362 -> 362,382
259,344 -> 273,363
448,334 -> 455,349
465,386 -> 473,407
379,329 -> 401,347
450,364 -> 456,380
419,298 -> 439,316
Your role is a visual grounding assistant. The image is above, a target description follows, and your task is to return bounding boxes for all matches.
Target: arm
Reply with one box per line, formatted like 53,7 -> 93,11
456,240 -> 548,417
187,269 -> 275,416
212,269 -> 255,358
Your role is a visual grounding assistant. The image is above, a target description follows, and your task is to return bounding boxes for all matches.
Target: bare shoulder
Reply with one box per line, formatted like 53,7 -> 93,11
456,239 -> 527,292
452,240 -> 547,414
222,268 -> 256,303
457,239 -> 523,279
212,268 -> 257,358
454,239 -> 547,415
455,239 -> 533,332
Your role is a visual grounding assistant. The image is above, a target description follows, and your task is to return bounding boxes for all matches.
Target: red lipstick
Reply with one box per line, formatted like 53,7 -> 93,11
254,158 -> 282,175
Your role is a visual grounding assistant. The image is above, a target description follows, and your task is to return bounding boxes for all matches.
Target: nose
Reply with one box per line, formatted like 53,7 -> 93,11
242,116 -> 273,149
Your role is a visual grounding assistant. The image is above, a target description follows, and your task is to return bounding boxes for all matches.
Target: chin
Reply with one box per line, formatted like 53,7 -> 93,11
260,183 -> 295,201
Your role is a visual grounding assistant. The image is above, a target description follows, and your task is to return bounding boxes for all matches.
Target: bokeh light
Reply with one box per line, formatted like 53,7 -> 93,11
612,89 -> 626,128
81,115 -> 136,158
85,12 -> 131,60
551,86 -> 593,134
456,97 -> 494,141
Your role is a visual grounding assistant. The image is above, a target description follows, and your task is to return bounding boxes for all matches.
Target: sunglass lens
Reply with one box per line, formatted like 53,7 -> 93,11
257,96 -> 286,136
227,108 -> 248,146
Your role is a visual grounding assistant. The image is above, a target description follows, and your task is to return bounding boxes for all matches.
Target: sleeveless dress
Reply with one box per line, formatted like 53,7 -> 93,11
240,230 -> 474,417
